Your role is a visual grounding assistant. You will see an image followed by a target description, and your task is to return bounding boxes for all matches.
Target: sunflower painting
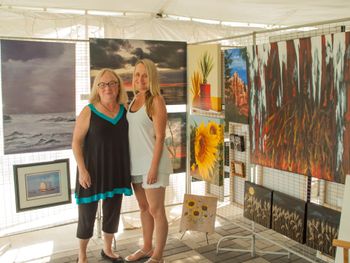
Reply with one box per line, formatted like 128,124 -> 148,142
180,194 -> 218,234
189,115 -> 224,186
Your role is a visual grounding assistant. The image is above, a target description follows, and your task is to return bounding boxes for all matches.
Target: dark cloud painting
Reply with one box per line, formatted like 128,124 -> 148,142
89,38 -> 187,104
1,40 -> 75,154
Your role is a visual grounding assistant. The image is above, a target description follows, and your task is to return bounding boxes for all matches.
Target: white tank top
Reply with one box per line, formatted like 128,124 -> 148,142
126,99 -> 173,175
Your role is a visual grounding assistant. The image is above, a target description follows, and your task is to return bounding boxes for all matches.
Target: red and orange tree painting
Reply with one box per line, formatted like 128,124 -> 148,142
248,32 -> 350,184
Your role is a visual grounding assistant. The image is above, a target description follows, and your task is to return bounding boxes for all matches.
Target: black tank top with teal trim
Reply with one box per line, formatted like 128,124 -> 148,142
75,104 -> 132,204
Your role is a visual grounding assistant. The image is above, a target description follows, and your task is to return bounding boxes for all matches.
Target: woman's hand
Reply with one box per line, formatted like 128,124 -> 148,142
79,169 -> 91,189
147,167 -> 158,184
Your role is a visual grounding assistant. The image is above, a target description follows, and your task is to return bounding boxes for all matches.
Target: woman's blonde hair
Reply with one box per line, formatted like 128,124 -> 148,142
89,68 -> 127,105
132,59 -> 161,116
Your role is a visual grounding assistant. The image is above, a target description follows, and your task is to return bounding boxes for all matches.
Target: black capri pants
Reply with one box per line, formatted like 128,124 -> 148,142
77,194 -> 123,239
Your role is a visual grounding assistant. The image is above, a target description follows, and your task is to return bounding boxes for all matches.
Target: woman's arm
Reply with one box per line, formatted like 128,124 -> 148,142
147,95 -> 167,184
72,106 -> 91,189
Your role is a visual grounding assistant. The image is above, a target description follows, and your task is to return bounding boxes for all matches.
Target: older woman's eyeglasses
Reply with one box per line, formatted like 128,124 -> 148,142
97,81 -> 119,89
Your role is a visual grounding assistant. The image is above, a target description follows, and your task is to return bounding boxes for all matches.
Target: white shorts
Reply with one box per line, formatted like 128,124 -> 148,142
131,173 -> 170,189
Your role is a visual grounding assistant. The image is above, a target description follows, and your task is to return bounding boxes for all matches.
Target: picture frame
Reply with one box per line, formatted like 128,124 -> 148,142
13,159 -> 71,212
230,134 -> 245,152
231,160 -> 245,177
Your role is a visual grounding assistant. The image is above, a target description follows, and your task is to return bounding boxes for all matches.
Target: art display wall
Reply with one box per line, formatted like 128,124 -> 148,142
247,32 -> 350,184
0,29 -> 346,261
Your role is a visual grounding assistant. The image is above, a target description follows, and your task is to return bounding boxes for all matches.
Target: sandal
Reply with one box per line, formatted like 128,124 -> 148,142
125,248 -> 153,262
145,258 -> 164,263
101,249 -> 124,263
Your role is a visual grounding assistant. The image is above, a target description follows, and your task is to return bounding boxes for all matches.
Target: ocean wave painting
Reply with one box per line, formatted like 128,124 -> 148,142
1,40 -> 75,154
3,112 -> 75,154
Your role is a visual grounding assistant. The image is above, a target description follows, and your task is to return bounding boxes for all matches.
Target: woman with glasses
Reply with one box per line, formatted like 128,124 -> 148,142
72,68 -> 132,263
125,59 -> 172,263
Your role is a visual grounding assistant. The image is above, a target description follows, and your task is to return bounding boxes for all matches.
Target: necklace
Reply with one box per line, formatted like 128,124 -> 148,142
100,102 -> 118,114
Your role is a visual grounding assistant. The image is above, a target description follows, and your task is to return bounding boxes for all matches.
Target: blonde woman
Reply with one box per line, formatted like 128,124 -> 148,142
125,59 -> 172,263
72,69 -> 132,263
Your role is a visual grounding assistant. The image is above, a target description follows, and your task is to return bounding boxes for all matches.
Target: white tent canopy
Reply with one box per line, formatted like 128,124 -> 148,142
1,0 -> 350,26
0,0 -> 349,43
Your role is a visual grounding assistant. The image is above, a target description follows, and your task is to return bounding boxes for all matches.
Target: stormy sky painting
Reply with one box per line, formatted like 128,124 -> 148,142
1,40 -> 75,154
89,38 -> 187,104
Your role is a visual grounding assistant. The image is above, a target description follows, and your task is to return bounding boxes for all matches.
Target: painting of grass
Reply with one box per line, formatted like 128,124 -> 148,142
306,202 -> 341,257
272,191 -> 306,243
243,181 -> 273,228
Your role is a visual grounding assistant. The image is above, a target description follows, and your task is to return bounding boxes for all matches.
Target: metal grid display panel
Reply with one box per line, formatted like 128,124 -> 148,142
237,23 -> 349,209
325,180 -> 345,209
262,168 -> 308,201
228,122 -> 250,206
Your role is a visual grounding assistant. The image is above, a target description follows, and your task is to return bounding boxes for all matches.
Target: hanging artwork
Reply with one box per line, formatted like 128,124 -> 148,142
272,191 -> 306,244
248,32 -> 350,184
230,161 -> 245,178
180,194 -> 218,234
89,38 -> 186,105
224,48 -> 249,125
1,40 -> 76,154
306,202 -> 341,257
224,142 -> 230,166
189,115 -> 224,186
13,159 -> 71,212
188,44 -> 222,112
165,113 -> 186,173
243,181 -> 273,228
230,134 -> 245,152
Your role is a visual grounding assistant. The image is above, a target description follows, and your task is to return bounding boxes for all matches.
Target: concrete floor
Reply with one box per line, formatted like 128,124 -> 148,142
0,212 -> 332,263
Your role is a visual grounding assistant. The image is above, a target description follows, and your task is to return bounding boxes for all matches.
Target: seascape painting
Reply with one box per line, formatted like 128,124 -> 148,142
90,38 -> 186,105
165,113 -> 186,173
1,40 -> 75,154
224,48 -> 248,125
248,32 -> 350,184
189,115 -> 224,186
